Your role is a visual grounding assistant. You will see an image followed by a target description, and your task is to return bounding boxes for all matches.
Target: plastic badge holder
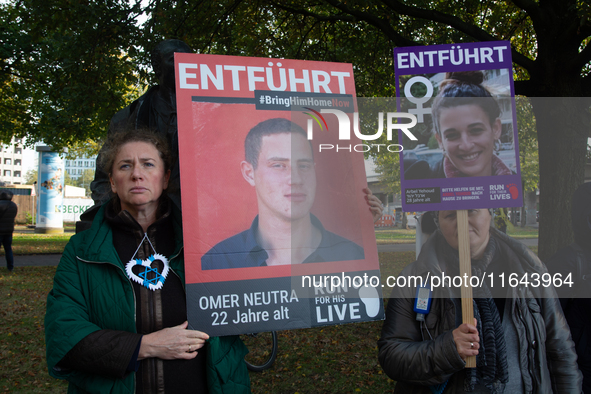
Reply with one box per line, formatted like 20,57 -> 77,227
414,285 -> 432,321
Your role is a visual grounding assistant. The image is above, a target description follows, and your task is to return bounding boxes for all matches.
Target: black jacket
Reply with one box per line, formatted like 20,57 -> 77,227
546,182 -> 591,393
379,229 -> 582,393
0,200 -> 17,234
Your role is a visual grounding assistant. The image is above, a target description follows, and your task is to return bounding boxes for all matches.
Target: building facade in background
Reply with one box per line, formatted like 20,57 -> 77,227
0,138 -> 24,185
65,157 -> 96,180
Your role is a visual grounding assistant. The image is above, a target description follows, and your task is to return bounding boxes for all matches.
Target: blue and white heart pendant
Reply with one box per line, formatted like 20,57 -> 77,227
125,253 -> 170,291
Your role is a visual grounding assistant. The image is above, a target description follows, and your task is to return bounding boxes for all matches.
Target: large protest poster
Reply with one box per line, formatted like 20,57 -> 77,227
175,54 -> 383,336
394,41 -> 523,211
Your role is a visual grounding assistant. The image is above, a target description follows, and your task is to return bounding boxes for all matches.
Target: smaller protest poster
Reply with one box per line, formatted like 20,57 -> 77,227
394,41 -> 523,211
175,54 -> 383,336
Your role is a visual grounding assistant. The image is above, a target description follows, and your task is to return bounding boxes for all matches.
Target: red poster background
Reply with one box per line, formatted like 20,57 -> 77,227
175,54 -> 379,285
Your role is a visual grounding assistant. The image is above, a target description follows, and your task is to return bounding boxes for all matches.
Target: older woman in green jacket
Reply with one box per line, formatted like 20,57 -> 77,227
45,129 -> 250,393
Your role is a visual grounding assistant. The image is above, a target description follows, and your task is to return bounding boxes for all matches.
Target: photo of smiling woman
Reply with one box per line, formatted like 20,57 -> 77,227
404,71 -> 514,180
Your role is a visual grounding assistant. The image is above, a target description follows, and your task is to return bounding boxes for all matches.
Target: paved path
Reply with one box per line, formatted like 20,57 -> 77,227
10,238 -> 538,267
14,254 -> 62,267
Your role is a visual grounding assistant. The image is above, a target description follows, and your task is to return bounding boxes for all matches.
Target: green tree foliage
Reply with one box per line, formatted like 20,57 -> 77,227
74,169 -> 95,197
155,0 -> 582,260
515,97 -> 539,193
24,168 -> 37,184
0,0 -> 144,150
3,0 -> 589,258
63,169 -> 74,187
66,140 -> 104,163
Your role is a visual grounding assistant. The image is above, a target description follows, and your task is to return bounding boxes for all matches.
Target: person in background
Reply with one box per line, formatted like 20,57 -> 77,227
45,129 -> 249,393
0,190 -> 17,273
546,182 -> 591,393
378,209 -> 581,393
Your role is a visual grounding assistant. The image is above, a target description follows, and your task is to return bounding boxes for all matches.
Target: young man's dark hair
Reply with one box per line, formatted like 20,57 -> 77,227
244,118 -> 309,169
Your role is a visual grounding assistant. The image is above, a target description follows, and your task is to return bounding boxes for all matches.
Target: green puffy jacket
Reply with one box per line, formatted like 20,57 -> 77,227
45,203 -> 251,393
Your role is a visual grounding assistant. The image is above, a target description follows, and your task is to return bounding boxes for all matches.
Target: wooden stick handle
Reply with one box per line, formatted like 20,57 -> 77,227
457,209 -> 476,368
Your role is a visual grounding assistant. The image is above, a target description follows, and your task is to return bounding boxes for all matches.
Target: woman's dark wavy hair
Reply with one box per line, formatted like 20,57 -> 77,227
244,118 -> 309,169
431,71 -> 501,136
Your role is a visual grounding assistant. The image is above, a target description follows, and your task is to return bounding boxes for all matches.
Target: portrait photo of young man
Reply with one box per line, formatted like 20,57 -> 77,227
201,118 -> 367,270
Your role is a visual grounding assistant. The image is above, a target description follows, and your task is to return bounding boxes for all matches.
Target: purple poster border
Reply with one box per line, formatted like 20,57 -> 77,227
394,41 -> 524,211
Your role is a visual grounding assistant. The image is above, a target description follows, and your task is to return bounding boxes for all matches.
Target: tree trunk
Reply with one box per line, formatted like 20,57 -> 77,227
530,98 -> 589,261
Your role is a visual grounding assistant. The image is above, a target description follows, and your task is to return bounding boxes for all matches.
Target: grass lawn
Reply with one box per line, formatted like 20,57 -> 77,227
0,224 -> 538,257
375,224 -> 538,244
0,266 -> 68,393
0,246 -> 541,393
374,228 -> 416,244
0,252 -> 415,393
0,233 -> 73,256
506,225 -> 539,238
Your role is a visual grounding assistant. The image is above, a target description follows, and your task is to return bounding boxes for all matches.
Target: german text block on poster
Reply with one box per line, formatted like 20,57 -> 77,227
175,54 -> 383,336
395,41 -> 523,211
